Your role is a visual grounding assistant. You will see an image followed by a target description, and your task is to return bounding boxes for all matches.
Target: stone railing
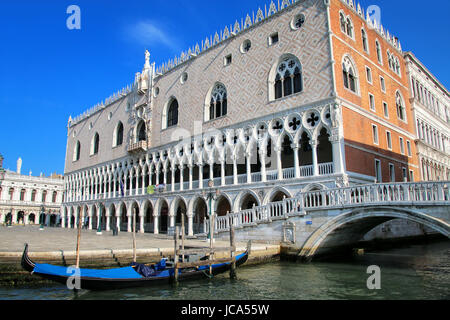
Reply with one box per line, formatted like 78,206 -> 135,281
127,141 -> 148,153
208,181 -> 450,234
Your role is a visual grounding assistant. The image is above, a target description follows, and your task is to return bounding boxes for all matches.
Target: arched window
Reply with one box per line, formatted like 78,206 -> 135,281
31,190 -> 36,202
342,56 -> 358,93
273,57 -> 302,100
346,18 -> 353,37
340,12 -> 346,33
361,29 -> 368,52
137,120 -> 147,142
9,188 -> 14,200
387,50 -> 393,70
394,57 -> 401,75
42,190 -> 47,203
20,189 -> 26,201
52,191 -> 57,203
376,40 -> 382,64
114,122 -> 124,147
73,141 -> 81,162
167,99 -> 179,128
91,133 -> 99,155
396,92 -> 406,121
209,83 -> 227,120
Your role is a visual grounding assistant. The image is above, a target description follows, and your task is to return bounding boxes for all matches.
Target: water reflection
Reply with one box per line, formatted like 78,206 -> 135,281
1,240 -> 448,300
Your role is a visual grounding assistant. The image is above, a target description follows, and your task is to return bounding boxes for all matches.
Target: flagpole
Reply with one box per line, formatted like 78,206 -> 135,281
133,208 -> 137,263
75,209 -> 82,269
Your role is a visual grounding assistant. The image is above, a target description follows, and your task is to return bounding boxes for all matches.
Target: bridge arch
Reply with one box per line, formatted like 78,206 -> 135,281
233,190 -> 261,212
299,206 -> 450,261
263,186 -> 293,205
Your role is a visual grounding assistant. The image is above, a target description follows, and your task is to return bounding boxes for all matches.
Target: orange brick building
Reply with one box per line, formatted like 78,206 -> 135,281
330,0 -> 419,183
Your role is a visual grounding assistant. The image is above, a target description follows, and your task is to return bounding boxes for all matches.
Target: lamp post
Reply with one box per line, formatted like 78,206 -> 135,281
7,208 -> 13,227
39,205 -> 45,230
202,179 -> 220,243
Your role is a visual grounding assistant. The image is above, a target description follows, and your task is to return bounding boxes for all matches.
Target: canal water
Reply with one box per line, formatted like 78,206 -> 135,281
1,240 -> 449,300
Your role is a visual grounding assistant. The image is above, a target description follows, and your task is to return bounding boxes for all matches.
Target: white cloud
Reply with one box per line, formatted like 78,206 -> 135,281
126,20 -> 181,52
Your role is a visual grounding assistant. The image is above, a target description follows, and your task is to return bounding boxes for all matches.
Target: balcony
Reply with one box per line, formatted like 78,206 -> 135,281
127,141 -> 148,153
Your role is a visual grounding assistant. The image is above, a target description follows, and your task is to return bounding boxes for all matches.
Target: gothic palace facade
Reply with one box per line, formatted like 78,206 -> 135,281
62,0 -> 449,236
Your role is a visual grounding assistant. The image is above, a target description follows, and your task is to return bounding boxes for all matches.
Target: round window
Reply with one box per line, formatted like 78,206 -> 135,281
240,40 -> 252,53
180,72 -> 188,84
154,87 -> 160,97
291,13 -> 305,30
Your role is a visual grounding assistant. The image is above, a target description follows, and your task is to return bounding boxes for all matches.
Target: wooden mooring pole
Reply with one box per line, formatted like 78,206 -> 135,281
132,208 -> 137,263
181,213 -> 185,263
174,226 -> 179,284
75,210 -> 82,269
229,217 -> 236,279
209,214 -> 215,276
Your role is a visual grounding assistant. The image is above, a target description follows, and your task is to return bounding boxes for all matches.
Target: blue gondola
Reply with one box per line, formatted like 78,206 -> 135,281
21,243 -> 249,291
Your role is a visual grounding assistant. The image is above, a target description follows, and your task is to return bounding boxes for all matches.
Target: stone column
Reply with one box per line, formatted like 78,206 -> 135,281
188,215 -> 194,236
169,214 -> 175,228
198,164 -> 204,189
246,153 -> 252,184
106,215 -> 111,232
171,165 -> 176,192
153,215 -> 159,235
156,168 -> 160,186
260,150 -> 267,182
139,214 -> 144,234
61,211 -> 66,228
233,155 -> 238,185
113,176 -> 117,198
209,161 -> 214,181
220,160 -> 226,186
163,167 -> 168,186
127,207 -> 132,233
311,141 -> 319,176
331,135 -> 345,175
180,164 -> 184,191
276,146 -> 283,180
188,164 -> 193,190
293,144 -> 300,178
88,209 -> 93,230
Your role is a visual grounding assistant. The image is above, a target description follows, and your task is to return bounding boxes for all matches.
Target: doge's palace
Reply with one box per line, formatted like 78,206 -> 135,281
61,0 -> 446,237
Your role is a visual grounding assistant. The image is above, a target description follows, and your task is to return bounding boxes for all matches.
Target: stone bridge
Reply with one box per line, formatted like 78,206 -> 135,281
206,181 -> 450,260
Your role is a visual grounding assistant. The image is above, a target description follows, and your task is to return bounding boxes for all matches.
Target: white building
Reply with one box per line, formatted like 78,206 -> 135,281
405,52 -> 450,181
0,154 -> 65,226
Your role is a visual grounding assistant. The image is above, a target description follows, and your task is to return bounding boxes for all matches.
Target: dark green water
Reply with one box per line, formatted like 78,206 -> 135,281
1,240 -> 449,300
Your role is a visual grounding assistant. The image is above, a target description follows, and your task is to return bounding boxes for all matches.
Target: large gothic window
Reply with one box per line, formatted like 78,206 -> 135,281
209,84 -> 227,120
361,29 -> 368,52
274,57 -> 303,100
396,92 -> 406,121
137,120 -> 147,142
167,99 -> 179,128
114,122 -> 124,147
91,133 -> 99,155
73,141 -> 81,162
342,56 -> 358,93
376,40 -> 382,64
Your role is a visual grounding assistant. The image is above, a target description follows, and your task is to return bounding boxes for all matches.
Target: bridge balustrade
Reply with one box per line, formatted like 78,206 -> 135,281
208,181 -> 449,234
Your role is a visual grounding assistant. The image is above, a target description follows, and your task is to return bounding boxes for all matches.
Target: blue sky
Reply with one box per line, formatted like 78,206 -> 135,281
0,0 -> 449,176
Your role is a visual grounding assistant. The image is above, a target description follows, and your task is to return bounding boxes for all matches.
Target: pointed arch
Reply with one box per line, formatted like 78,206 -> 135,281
342,54 -> 359,94
162,97 -> 179,129
90,132 -> 100,155
205,83 -> 227,121
73,141 -> 81,162
113,121 -> 124,147
396,91 -> 407,122
269,54 -> 303,101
